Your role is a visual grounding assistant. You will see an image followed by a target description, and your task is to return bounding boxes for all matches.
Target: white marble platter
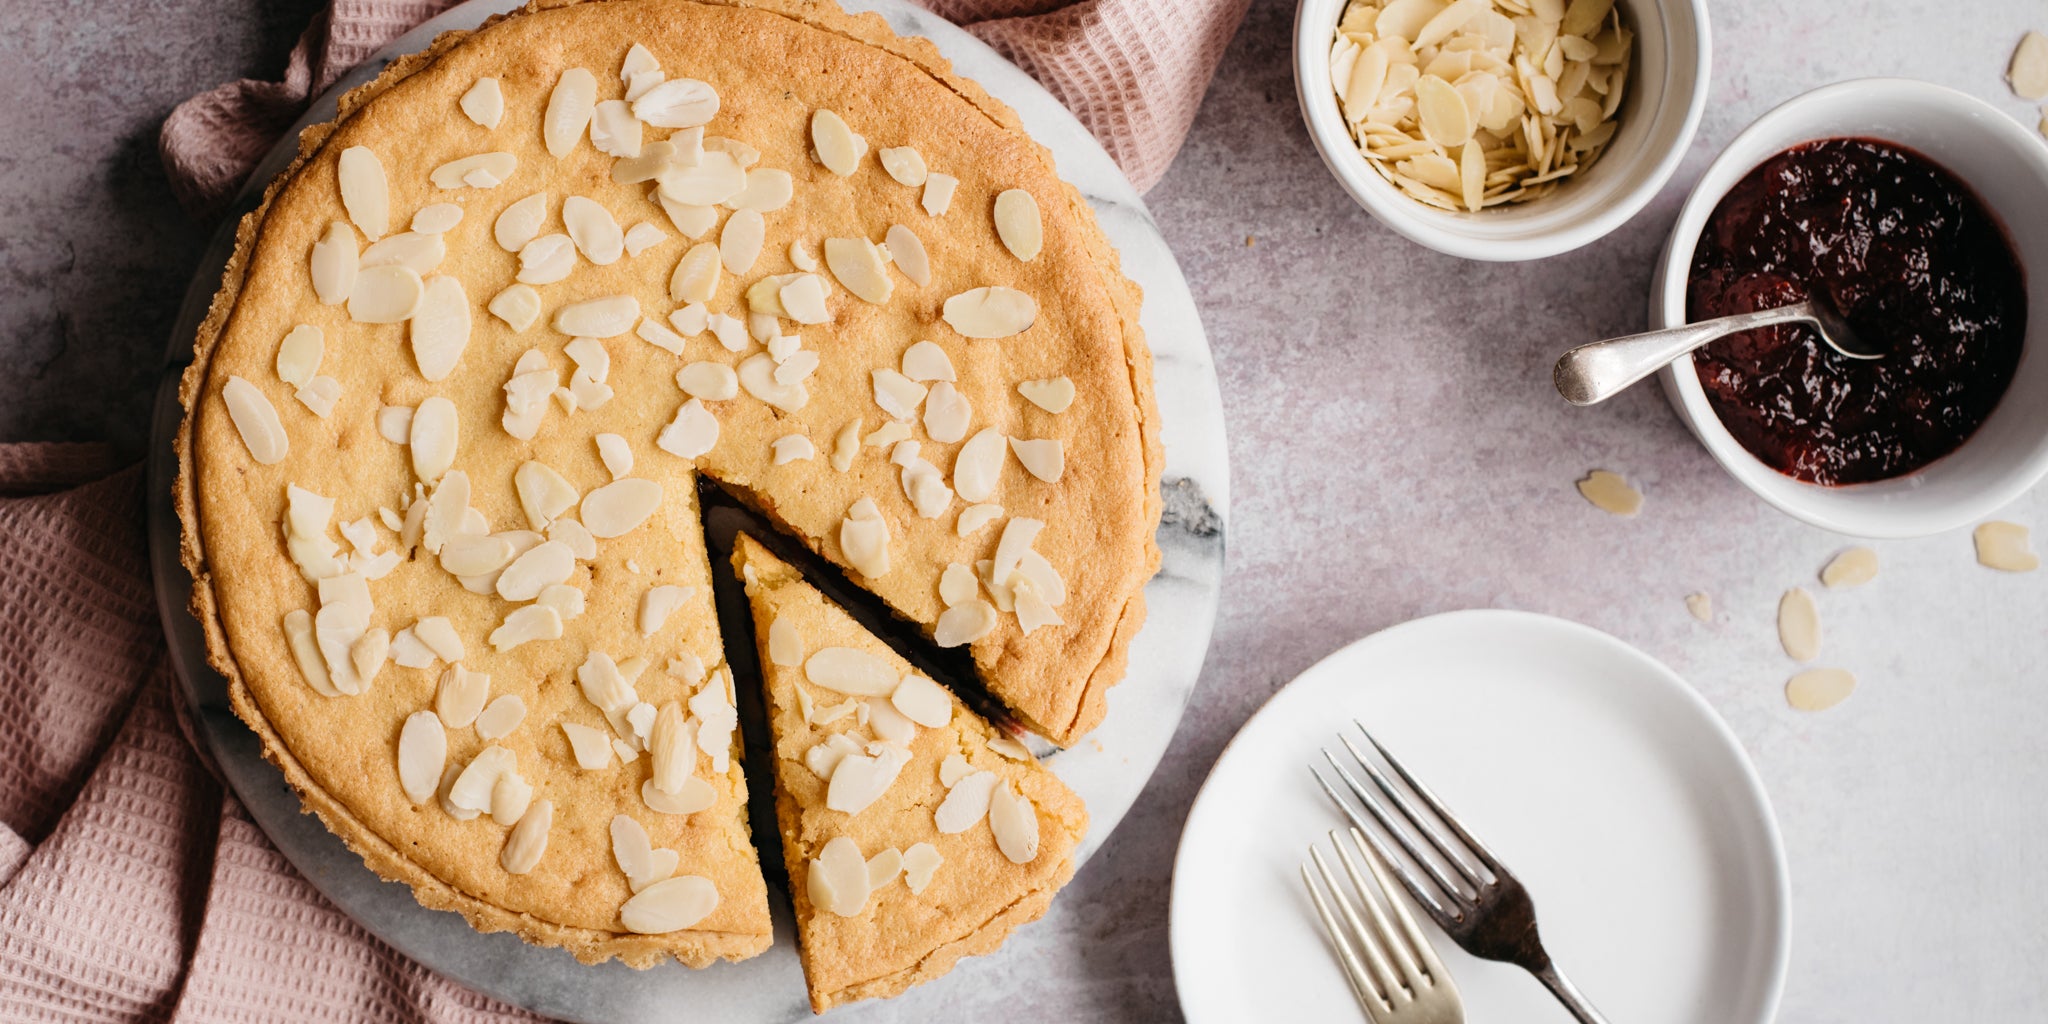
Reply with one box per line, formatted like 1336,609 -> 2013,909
143,1 -> 1229,1019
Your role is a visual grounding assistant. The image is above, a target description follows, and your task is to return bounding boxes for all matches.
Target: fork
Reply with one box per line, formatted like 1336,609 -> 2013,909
1301,826 -> 1464,1023
1312,722 -> 1611,1024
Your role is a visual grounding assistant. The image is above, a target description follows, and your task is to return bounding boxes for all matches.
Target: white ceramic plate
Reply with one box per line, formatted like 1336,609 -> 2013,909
1170,610 -> 1789,1023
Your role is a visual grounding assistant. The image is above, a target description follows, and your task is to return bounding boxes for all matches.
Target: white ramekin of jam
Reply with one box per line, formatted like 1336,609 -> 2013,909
1654,78 -> 2048,538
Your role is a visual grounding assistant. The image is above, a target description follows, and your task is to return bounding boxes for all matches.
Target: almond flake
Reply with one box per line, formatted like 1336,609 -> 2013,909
993,189 -> 1043,261
222,376 -> 288,465
439,533 -> 514,576
871,368 -> 927,420
564,336 -> 610,382
430,152 -> 517,189
376,405 -> 412,445
447,744 -> 515,814
347,264 -> 423,323
615,740 -> 642,764
622,874 -> 718,933
804,646 -> 896,696
476,694 -> 527,740
823,237 -> 894,304
1785,667 -> 1856,711
891,674 -> 951,728
336,146 -> 389,240
648,700 -> 695,796
563,722 -> 614,769
1009,437 -> 1063,483
808,836 -> 871,917
539,583 -> 586,619
2013,31 -> 2048,100
408,396 -> 457,484
497,540 -> 575,601
544,68 -> 597,157
658,150 -> 746,205
410,203 -> 463,235
490,605 -> 563,652
1014,577 -> 1065,635
811,109 -> 861,176
770,435 -> 814,466
360,231 -> 446,274
624,221 -> 668,256
669,242 -> 721,303
1975,521 -> 2039,572
1820,547 -> 1879,589
935,598 -> 998,647
779,274 -> 831,324
501,799 -> 553,874
737,353 -> 809,412
903,843 -> 942,895
719,208 -> 765,274
923,172 -> 958,216
831,419 -> 862,472
727,168 -> 792,212
292,375 -> 339,418
634,78 -> 720,128
562,195 -> 625,265
878,146 -> 927,186
677,362 -> 738,400
867,846 -> 905,890
636,316 -> 686,355
553,295 -> 639,337
656,398 -> 719,459
1018,377 -> 1074,414
405,276 -> 470,381
942,286 -> 1036,338
310,222 -> 358,305
592,433 -> 633,479
460,77 -> 504,128
989,780 -> 1040,863
590,99 -> 643,158
1777,588 -> 1820,661
705,136 -> 760,167
642,777 -> 716,815
610,814 -> 677,892
894,341 -> 952,384
395,711 -> 446,804
956,504 -> 1002,539
952,428 -> 1007,502
866,699 -> 916,746
840,497 -> 891,578
1683,592 -> 1713,622
938,563 -> 978,608
917,381 -> 970,444
515,233 -> 575,285
1576,470 -> 1641,515
491,770 -> 535,829
826,742 -> 912,815
989,735 -> 1033,761
581,478 -> 662,537
935,770 -> 997,833
495,192 -> 548,251
640,585 -> 693,636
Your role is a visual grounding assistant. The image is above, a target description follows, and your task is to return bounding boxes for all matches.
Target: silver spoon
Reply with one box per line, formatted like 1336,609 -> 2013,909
1552,296 -> 1881,406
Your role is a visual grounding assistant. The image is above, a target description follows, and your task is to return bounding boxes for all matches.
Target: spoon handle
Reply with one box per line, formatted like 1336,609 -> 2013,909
1552,302 -> 1815,406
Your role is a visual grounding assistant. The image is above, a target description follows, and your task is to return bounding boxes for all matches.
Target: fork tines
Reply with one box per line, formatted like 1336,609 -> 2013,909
1300,826 -> 1458,1022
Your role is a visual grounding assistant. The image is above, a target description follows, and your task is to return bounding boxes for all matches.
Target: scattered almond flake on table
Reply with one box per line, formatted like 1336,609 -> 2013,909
1776,587 -> 1820,662
1974,521 -> 2040,572
1575,469 -> 1640,516
1786,667 -> 1856,712
1683,592 -> 1711,623
2010,31 -> 2048,100
1820,547 -> 1879,589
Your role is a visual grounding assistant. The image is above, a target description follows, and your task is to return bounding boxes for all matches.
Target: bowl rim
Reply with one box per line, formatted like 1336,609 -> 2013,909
1291,0 -> 1713,262
1652,77 -> 2048,539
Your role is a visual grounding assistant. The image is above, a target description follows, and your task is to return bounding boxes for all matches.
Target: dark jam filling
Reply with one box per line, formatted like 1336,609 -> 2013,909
1687,138 -> 2026,485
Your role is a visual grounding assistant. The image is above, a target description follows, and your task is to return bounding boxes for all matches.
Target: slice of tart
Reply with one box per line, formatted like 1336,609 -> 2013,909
732,534 -> 1086,1012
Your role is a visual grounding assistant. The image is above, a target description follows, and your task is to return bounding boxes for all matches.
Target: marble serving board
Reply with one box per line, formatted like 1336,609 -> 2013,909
143,1 -> 1230,1019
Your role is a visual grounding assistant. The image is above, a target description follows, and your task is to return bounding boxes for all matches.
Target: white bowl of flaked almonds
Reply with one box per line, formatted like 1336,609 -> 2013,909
1294,0 -> 1710,261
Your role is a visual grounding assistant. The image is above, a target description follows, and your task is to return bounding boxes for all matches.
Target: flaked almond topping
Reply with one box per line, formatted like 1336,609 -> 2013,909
669,241 -> 721,303
312,573 -> 372,695
933,599 -> 997,647
396,710 -> 446,804
709,312 -> 749,352
435,763 -> 477,821
942,286 -> 1036,338
337,146 -> 390,240
495,192 -> 549,251
577,651 -> 640,717
642,776 -> 716,815
737,352 -> 809,413
563,195 -> 625,265
1777,588 -> 1820,661
989,735 -> 1033,761
490,605 -> 563,652
310,222 -> 358,305
377,405 -> 413,445
563,721 -> 615,769
511,234 -> 574,287
989,780 -> 1041,863
1576,470 -> 1641,516
771,434 -> 815,465
622,41 -> 660,84
446,744 -> 516,815
656,398 -> 720,459
497,540 -> 576,601
460,77 -> 504,129
548,515 -> 598,560
704,135 -> 761,167
408,396 -> 457,484
420,470 -> 470,555
952,428 -> 1007,503
871,368 -> 927,420
657,150 -> 746,205
826,742 -> 912,815
1017,549 -> 1066,606
756,618 -> 801,672
1014,577 -> 1065,635
501,799 -> 552,874
878,145 -> 928,186
824,237 -> 894,304
409,617 -> 463,664
501,349 -> 558,441
935,770 -> 997,833
922,381 -> 972,444
1018,376 -> 1075,413
804,733 -> 859,778
634,77 -> 720,128
360,231 -> 447,274
615,739 -> 642,764
553,295 -> 639,338
590,99 -> 643,158
939,563 -> 979,608
891,674 -> 951,728
348,264 -> 424,323
805,646 -> 897,696
993,189 -> 1043,261
430,152 -> 517,189
282,485 -> 342,581
544,68 -> 597,157
1786,667 -> 1856,711
884,224 -> 931,287
867,845 -> 904,891
719,208 -> 765,274
775,350 -> 819,387
677,361 -> 738,400
622,875 -> 719,933
439,533 -> 515,577
956,503 -> 1003,538
655,190 -> 719,239
1009,437 -> 1064,483
624,221 -> 668,256
901,457 -> 954,520
810,109 -> 862,176
408,276 -> 470,381
222,376 -> 288,465
779,274 -> 831,324
610,814 -> 679,893
648,700 -> 696,796
1821,547 -> 1879,589
903,842 -> 942,895
410,203 -> 463,235
1974,521 -> 2039,572
581,478 -> 662,537
279,330 -> 326,389
561,337 -> 610,385
840,497 -> 891,578
476,694 -> 527,740
922,172 -> 958,216
636,316 -> 686,355
831,419 -> 862,472
808,835 -> 871,917
593,433 -> 634,480
727,168 -> 792,212
638,584 -> 692,636
492,769 -> 535,829
937,752 -> 973,788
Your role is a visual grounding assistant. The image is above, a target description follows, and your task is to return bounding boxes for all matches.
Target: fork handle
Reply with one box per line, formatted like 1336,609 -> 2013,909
1534,964 -> 1610,1024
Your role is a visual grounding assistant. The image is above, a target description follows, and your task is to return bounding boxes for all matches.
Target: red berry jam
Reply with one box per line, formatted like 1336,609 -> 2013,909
1687,138 -> 2026,485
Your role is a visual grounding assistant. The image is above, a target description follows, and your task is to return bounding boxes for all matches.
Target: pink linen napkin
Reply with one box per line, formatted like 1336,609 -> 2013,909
161,0 -> 1252,217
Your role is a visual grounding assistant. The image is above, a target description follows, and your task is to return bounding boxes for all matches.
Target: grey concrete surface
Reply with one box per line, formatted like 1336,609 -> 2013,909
5,0 -> 2048,1020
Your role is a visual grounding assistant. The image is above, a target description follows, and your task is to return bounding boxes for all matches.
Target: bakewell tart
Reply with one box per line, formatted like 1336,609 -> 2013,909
732,534 -> 1085,1011
173,0 -> 1157,972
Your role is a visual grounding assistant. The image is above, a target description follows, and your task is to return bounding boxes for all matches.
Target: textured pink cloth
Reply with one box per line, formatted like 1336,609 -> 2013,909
159,0 -> 1249,216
